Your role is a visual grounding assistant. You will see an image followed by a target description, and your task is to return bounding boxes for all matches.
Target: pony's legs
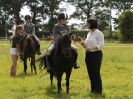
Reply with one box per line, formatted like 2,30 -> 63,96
23,58 -> 27,74
10,55 -> 18,76
30,59 -> 33,73
50,71 -> 54,85
57,72 -> 63,93
66,69 -> 72,94
31,56 -> 37,74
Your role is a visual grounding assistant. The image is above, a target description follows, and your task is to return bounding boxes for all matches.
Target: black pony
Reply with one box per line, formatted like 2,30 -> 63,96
19,34 -> 38,74
38,33 -> 77,93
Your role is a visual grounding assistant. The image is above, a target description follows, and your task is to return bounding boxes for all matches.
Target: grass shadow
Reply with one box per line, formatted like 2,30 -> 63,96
15,72 -> 37,78
84,92 -> 106,99
45,84 -> 79,99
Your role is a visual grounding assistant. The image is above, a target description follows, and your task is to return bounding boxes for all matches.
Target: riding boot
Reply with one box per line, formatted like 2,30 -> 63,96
46,55 -> 52,71
74,63 -> 80,69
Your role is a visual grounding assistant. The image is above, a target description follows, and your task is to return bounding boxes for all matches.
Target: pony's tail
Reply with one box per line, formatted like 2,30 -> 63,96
36,54 -> 47,70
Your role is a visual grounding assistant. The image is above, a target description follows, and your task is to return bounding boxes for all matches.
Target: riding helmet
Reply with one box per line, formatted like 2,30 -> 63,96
25,15 -> 31,20
57,12 -> 68,20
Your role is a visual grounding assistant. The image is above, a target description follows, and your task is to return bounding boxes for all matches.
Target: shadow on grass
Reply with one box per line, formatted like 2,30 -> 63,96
15,72 -> 37,78
45,84 -> 79,99
84,92 -> 106,99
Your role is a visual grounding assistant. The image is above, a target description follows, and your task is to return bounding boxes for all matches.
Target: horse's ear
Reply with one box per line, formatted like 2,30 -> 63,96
69,32 -> 73,37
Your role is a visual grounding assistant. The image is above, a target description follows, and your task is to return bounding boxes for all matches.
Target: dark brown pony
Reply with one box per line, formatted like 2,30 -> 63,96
38,33 -> 77,93
19,34 -> 38,74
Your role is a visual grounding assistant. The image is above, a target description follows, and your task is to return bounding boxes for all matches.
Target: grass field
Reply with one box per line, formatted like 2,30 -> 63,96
0,40 -> 133,99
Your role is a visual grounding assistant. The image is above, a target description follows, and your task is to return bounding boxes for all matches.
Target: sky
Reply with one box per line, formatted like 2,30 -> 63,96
20,6 -> 30,16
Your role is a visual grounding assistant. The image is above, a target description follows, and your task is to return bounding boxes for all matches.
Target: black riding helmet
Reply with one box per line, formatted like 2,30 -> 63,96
58,13 -> 68,20
25,15 -> 31,20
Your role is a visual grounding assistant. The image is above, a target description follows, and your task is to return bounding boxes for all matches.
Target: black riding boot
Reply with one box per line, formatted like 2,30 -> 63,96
46,55 -> 52,71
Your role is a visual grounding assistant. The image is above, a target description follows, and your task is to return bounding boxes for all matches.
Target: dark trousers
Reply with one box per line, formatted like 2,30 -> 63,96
85,50 -> 103,94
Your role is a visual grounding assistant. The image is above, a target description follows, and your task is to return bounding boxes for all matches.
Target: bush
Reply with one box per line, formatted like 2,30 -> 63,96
103,29 -> 121,40
112,30 -> 121,40
36,30 -> 88,39
119,10 -> 133,42
72,30 -> 88,38
36,31 -> 51,38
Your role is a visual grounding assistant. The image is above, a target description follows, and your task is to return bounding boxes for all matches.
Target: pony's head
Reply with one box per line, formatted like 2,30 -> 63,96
55,32 -> 73,57
19,35 -> 34,60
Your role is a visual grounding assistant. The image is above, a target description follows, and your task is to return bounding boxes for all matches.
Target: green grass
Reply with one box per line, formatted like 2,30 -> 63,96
0,40 -> 133,99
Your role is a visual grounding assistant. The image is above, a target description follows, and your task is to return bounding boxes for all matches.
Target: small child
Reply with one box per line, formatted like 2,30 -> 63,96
10,25 -> 24,76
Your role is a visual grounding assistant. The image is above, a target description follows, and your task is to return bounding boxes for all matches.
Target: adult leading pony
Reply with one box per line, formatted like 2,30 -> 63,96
19,34 -> 38,74
38,33 -> 78,93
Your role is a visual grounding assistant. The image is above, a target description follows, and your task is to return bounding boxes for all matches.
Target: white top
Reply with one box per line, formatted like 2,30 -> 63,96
84,29 -> 104,52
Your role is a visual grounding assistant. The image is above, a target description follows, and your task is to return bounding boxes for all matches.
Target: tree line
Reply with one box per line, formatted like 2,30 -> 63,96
0,0 -> 133,42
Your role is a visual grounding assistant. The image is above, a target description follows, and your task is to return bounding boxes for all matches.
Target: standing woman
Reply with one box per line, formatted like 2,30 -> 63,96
80,17 -> 104,94
10,25 -> 24,76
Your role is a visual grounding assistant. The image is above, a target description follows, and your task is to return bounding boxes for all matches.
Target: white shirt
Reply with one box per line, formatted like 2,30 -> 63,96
84,29 -> 104,52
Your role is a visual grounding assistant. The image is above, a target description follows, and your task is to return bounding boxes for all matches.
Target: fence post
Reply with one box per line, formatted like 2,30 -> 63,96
42,35 -> 44,40
5,33 -> 7,40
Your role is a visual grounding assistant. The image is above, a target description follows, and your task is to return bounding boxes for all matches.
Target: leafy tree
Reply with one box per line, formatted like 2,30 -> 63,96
25,0 -> 62,33
67,0 -> 110,33
40,0 -> 62,33
119,10 -> 133,42
98,20 -> 109,31
0,0 -> 14,36
67,0 -> 107,19
8,0 -> 26,25
107,0 -> 133,31
110,0 -> 133,13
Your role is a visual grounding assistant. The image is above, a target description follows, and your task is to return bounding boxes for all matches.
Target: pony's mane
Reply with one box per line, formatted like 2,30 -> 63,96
54,33 -> 72,55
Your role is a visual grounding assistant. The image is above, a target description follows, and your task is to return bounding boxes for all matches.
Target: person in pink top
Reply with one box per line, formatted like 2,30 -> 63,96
80,17 -> 104,94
